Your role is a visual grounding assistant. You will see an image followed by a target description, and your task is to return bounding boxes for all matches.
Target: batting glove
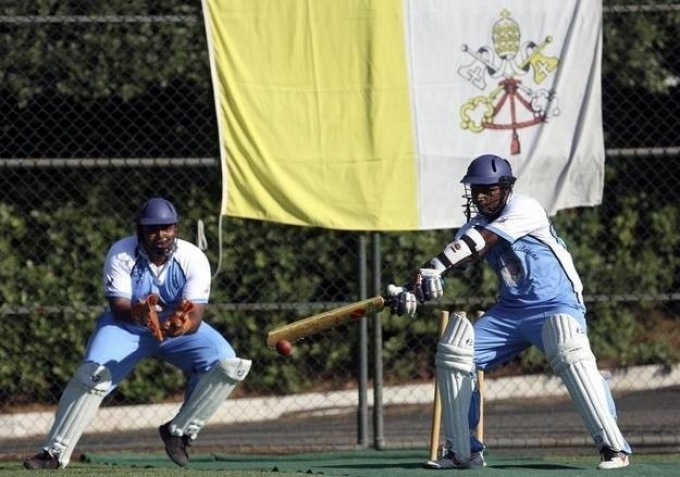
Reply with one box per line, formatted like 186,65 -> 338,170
387,284 -> 418,318
418,268 -> 444,302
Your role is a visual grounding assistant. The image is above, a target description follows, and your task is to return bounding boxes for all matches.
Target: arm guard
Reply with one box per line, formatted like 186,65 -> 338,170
429,227 -> 486,272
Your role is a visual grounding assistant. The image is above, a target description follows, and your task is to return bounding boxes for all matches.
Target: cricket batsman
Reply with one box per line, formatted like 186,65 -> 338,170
388,154 -> 631,470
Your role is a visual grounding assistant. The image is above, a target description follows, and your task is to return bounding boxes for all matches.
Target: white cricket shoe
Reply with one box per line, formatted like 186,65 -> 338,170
425,450 -> 486,469
597,446 -> 630,470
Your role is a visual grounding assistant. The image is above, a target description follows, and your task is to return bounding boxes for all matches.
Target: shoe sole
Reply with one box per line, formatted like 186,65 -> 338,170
424,459 -> 484,469
597,458 -> 630,470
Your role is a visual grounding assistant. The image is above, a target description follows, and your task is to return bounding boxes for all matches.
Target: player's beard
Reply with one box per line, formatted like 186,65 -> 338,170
143,236 -> 177,260
474,198 -> 502,217
473,190 -> 510,220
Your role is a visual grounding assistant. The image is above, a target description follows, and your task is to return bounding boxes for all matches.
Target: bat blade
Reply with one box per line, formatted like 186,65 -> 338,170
266,295 -> 387,348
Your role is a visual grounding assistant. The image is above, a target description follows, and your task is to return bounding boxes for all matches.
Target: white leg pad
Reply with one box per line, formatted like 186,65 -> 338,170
435,313 -> 475,463
542,314 -> 627,451
170,357 -> 251,439
45,362 -> 112,467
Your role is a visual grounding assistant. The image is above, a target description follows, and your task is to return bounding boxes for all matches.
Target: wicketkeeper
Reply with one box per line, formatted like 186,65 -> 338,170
388,154 -> 631,470
24,197 -> 251,470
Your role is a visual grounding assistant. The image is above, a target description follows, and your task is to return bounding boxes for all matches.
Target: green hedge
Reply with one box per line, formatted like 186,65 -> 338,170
1,163 -> 679,407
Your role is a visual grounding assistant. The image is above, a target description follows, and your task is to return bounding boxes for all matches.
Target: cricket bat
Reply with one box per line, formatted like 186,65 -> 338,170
266,295 -> 387,348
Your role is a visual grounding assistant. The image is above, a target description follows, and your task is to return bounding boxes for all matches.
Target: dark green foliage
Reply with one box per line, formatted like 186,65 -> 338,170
1,160 -> 678,408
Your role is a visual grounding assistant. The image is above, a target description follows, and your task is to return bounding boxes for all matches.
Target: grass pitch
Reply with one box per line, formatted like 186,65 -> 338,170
1,450 -> 678,476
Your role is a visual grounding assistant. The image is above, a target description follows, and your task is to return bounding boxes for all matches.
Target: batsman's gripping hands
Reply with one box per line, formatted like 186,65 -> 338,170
387,268 -> 444,318
416,268 -> 444,302
387,284 -> 417,318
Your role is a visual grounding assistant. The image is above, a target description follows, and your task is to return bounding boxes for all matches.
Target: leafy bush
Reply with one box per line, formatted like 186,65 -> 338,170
1,161 -> 679,407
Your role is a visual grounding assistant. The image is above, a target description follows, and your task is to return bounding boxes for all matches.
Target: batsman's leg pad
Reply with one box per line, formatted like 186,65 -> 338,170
437,312 -> 475,373
542,314 -> 628,453
435,313 -> 474,462
170,357 -> 252,439
44,362 -> 112,467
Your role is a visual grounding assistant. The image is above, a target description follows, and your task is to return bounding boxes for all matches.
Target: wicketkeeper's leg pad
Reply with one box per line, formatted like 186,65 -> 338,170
542,314 -> 629,452
435,313 -> 475,462
170,357 -> 252,439
44,362 -> 112,467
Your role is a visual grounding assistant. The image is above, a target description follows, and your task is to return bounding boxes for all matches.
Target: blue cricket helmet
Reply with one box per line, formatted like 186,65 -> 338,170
135,197 -> 179,226
461,154 -> 516,186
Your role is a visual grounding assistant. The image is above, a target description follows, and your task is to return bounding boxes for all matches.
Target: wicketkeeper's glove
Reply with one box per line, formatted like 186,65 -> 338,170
163,299 -> 195,338
131,293 -> 164,342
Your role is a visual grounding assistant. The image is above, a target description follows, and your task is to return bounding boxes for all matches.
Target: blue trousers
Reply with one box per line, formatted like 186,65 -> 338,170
82,311 -> 235,400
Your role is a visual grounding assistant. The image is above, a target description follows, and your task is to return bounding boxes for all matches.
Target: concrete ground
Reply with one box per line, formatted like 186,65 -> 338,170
4,385 -> 679,462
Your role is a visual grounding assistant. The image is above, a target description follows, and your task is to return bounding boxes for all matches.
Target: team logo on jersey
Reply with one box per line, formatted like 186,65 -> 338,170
457,9 -> 560,155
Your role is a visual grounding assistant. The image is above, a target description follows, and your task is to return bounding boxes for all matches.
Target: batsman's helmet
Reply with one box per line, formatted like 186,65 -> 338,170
461,155 -> 516,221
461,154 -> 516,187
135,197 -> 179,226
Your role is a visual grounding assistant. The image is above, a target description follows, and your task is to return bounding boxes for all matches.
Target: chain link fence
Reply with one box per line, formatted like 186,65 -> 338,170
1,1 -> 679,458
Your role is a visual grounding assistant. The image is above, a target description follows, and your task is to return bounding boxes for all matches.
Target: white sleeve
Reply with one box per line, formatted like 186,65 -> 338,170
102,239 -> 136,300
176,242 -> 212,303
484,195 -> 550,243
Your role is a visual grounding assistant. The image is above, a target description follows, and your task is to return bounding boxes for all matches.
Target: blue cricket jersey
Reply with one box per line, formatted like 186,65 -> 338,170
457,194 -> 584,312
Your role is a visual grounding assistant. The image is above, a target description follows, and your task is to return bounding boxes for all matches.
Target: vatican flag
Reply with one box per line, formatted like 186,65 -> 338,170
202,0 -> 604,230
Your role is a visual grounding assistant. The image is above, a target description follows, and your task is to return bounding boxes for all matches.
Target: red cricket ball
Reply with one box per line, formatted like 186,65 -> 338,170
275,340 -> 292,356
